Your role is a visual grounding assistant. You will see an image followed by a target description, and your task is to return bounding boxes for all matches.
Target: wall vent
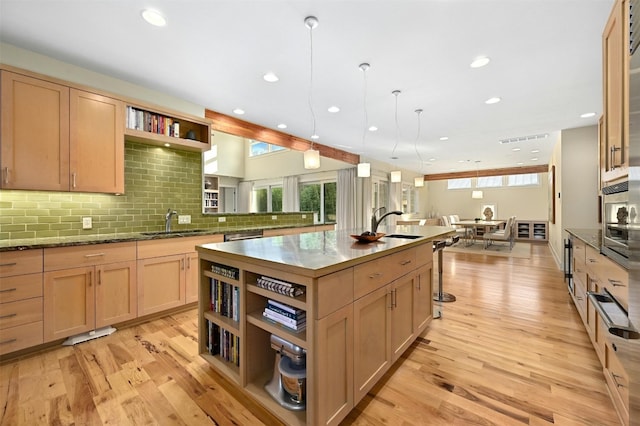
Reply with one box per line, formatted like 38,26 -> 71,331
498,133 -> 549,144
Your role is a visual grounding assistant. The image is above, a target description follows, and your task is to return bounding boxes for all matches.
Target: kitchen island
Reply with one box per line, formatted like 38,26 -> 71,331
196,226 -> 453,426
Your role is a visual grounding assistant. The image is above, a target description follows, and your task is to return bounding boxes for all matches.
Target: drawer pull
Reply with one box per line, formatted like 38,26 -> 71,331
0,313 -> 17,320
0,288 -> 17,293
72,172 -> 77,188
2,167 -> 9,184
0,338 -> 17,345
400,260 -> 412,266
575,296 -> 583,301
608,279 -> 626,287
368,272 -> 382,279
84,253 -> 105,258
588,258 -> 598,263
612,373 -> 626,388
0,262 -> 18,267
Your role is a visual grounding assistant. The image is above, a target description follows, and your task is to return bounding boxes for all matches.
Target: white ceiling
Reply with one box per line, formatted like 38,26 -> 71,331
0,0 -> 614,175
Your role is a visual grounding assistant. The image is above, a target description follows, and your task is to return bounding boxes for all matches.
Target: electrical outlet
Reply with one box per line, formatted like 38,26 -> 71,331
218,217 -> 226,222
271,215 -> 277,220
302,214 -> 307,219
82,217 -> 92,229
178,215 -> 191,224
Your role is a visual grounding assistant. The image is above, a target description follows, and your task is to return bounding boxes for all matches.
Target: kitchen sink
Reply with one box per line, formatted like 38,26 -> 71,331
385,234 -> 422,239
141,229 -> 206,236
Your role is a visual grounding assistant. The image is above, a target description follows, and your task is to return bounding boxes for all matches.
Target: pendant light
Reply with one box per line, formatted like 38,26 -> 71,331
472,160 -> 483,199
303,16 -> 320,169
357,62 -> 371,178
390,90 -> 402,183
413,109 -> 425,187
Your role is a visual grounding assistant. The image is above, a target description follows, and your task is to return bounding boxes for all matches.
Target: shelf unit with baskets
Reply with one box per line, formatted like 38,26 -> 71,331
516,220 -> 548,241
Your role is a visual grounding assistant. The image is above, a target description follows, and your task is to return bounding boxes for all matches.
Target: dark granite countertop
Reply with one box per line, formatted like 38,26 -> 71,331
566,228 -> 601,250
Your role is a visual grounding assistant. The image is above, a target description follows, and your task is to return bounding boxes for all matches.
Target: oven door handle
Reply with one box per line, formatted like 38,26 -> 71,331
587,291 -> 640,339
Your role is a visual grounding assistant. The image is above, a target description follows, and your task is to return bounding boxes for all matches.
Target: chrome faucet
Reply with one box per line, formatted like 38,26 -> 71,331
165,209 -> 178,232
370,207 -> 403,234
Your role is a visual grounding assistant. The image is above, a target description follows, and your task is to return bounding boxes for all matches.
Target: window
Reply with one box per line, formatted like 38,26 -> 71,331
249,140 -> 286,157
447,178 -> 471,189
508,173 -> 539,186
252,185 -> 282,212
402,183 -> 419,214
477,176 -> 503,188
300,181 -> 336,223
372,178 -> 389,213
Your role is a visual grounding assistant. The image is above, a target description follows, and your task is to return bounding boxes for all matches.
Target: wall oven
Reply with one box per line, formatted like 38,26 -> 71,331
601,181 -> 631,267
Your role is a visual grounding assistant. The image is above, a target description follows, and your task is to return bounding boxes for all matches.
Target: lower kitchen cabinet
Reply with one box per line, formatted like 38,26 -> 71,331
414,263 -> 433,333
605,336 -> 630,424
43,243 -> 137,342
390,274 -> 416,361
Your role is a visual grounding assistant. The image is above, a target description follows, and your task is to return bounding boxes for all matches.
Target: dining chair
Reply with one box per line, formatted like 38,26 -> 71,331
483,216 -> 516,250
443,215 -> 469,242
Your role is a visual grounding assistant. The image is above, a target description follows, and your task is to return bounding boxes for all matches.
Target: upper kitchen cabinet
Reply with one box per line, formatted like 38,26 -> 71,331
1,68 -> 125,193
124,102 -> 211,152
601,0 -> 630,184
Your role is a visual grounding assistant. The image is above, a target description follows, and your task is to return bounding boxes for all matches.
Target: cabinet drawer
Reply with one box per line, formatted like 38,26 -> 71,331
44,242 -> 136,271
605,338 -> 629,420
0,298 -> 43,329
137,235 -> 223,258
0,321 -> 44,355
586,245 -> 628,310
0,273 -> 43,303
354,248 -> 416,300
0,249 -> 43,277
415,243 -> 433,268
315,267 -> 354,319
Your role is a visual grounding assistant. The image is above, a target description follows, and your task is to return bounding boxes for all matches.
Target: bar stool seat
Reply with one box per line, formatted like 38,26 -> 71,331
432,235 -> 459,303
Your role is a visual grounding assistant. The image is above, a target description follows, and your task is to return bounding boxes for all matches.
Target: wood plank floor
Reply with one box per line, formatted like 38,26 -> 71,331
0,243 -> 621,425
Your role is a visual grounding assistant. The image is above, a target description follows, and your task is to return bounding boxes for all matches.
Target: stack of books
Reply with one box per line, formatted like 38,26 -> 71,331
206,320 -> 239,366
256,275 -> 304,297
210,278 -> 239,322
262,299 -> 306,332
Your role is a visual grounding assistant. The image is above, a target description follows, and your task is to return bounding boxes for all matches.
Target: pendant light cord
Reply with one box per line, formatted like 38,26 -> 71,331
361,63 -> 370,154
391,90 -> 401,158
307,17 -> 317,146
414,109 -> 424,167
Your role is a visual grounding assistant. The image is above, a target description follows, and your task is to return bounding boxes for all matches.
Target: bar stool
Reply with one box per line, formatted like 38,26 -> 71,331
432,235 -> 459,303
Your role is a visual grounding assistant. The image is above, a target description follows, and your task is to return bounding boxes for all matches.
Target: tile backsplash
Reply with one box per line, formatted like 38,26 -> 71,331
0,141 -> 312,240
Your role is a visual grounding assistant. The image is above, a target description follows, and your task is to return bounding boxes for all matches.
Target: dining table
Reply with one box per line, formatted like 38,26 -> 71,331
450,219 -> 506,246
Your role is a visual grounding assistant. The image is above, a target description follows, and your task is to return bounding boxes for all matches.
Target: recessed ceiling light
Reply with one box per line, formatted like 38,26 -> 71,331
512,147 -> 521,152
233,108 -> 245,115
429,158 -> 436,162
485,97 -> 501,104
368,126 -> 378,132
517,162 -> 524,165
470,56 -> 490,68
439,136 -> 448,141
311,134 -> 319,140
277,123 -> 287,129
531,157 -> 539,161
141,9 -> 167,26
580,112 -> 596,118
263,72 -> 279,82
531,149 -> 540,153
164,143 -> 171,147
328,106 -> 340,113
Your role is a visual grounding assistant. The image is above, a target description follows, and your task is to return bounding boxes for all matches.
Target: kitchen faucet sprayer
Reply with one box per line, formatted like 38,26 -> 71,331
370,207 -> 403,234
165,209 -> 178,232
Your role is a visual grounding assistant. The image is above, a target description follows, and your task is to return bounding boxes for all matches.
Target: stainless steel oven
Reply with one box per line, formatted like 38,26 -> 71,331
602,181 -> 631,267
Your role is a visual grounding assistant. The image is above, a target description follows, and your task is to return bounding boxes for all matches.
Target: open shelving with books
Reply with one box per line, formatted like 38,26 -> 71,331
203,175 -> 219,213
124,102 -> 211,152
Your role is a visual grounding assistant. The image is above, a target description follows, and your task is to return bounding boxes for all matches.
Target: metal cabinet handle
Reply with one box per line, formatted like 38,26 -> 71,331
588,258 -> 598,263
0,338 -> 17,345
0,262 -> 17,267
84,253 -> 105,258
72,172 -> 77,188
368,272 -> 382,279
181,258 -> 185,270
0,288 -> 17,293
612,373 -> 626,388
400,260 -> 412,266
0,313 -> 17,319
576,296 -> 583,301
88,271 -> 92,287
98,269 -> 102,285
187,257 -> 191,270
608,279 -> 625,287
610,145 -> 622,170
2,167 -> 9,184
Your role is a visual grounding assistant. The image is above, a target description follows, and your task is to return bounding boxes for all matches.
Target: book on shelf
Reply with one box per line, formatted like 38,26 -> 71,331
210,278 -> 239,321
206,320 -> 240,366
256,276 -> 304,297
266,301 -> 305,320
262,311 -> 306,332
263,308 -> 306,327
267,299 -> 303,315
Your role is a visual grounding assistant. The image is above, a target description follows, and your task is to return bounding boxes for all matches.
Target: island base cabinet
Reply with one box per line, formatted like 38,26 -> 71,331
391,275 -> 416,362
414,264 -> 433,333
315,304 -> 353,426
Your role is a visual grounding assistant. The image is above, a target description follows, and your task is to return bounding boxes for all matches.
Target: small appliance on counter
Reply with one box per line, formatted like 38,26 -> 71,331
265,334 -> 306,411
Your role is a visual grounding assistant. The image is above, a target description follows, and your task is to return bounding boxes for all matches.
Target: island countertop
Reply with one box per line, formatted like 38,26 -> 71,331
196,225 -> 453,278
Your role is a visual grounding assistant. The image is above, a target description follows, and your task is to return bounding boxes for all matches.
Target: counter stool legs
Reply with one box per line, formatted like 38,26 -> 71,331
433,239 -> 456,303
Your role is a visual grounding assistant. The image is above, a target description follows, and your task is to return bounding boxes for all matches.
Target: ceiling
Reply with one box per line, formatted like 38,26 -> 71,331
0,0 -> 614,175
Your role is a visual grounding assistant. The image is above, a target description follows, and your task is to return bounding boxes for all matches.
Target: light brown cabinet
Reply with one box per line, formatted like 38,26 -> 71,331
0,249 -> 44,355
601,0 -> 630,183
43,243 -> 136,342
0,69 -> 125,193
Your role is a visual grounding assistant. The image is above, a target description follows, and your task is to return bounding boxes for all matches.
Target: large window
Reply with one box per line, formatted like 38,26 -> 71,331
477,176 -> 503,188
253,185 -> 282,212
300,181 -> 336,223
447,178 -> 472,189
508,173 -> 539,186
249,140 -> 286,157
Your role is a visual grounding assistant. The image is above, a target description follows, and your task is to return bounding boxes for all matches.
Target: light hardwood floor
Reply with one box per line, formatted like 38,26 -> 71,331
0,244 -> 621,425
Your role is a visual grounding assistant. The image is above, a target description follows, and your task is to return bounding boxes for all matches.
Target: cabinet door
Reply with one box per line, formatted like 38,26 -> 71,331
185,252 -> 199,304
69,89 -> 125,193
413,264 -> 433,334
0,71 -> 70,190
390,274 -> 415,362
315,303 -> 354,426
44,266 -> 95,341
95,261 -> 136,328
137,254 -> 186,316
602,0 -> 628,181
353,285 -> 391,403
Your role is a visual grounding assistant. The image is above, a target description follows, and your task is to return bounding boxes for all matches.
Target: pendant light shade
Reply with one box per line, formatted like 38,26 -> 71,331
303,16 -> 321,170
304,149 -> 320,169
414,176 -> 424,187
472,190 -> 484,199
391,170 -> 402,183
357,162 -> 371,177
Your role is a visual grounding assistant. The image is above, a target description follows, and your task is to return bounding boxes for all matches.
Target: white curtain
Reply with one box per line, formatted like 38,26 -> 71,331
238,181 -> 252,213
356,175 -> 372,230
388,181 -> 402,226
336,168 -> 357,230
282,176 -> 300,212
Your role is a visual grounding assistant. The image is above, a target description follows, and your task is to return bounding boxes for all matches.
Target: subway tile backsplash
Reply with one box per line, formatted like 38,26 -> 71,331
0,142 -> 312,240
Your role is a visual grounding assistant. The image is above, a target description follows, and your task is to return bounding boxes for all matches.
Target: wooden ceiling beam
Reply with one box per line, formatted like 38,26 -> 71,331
205,109 -> 360,165
423,164 -> 549,181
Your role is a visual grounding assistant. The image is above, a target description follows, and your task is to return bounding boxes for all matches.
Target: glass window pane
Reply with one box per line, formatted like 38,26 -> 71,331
300,184 -> 321,220
508,173 -> 539,186
271,186 -> 283,212
447,178 -> 471,189
249,141 -> 269,157
324,182 -> 337,223
254,188 -> 267,212
477,176 -> 503,188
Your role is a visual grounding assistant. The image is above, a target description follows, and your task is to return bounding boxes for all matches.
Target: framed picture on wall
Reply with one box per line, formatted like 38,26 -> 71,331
481,204 -> 496,220
549,165 -> 555,224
